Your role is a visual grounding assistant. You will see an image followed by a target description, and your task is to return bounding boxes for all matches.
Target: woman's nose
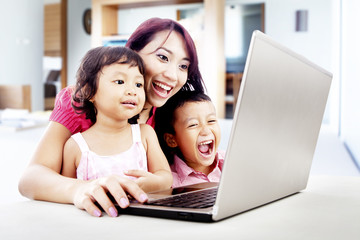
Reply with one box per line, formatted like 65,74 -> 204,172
163,64 -> 177,82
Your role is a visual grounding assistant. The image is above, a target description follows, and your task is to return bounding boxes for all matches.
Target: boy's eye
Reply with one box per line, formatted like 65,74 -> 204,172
188,123 -> 198,128
208,119 -> 217,124
114,80 -> 124,84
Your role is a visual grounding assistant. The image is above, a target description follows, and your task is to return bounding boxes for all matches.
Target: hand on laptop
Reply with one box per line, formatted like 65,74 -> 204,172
125,169 -> 172,193
72,175 -> 148,217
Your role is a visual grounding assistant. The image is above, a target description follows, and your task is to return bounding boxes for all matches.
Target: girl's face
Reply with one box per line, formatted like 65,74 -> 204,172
92,63 -> 145,123
170,101 -> 221,174
137,30 -> 190,108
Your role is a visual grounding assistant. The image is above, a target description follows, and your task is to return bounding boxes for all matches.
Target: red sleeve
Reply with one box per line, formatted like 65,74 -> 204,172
49,86 -> 92,134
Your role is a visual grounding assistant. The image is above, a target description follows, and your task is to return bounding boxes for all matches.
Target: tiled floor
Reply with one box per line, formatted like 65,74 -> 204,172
0,120 -> 358,204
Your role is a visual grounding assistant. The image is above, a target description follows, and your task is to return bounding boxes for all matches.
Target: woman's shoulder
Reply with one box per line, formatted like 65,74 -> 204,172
49,85 -> 92,134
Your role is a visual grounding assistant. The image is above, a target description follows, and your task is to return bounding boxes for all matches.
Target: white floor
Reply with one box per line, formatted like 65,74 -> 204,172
0,120 -> 359,204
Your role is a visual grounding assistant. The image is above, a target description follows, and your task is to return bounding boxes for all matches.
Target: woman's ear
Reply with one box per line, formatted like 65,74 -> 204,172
164,133 -> 178,148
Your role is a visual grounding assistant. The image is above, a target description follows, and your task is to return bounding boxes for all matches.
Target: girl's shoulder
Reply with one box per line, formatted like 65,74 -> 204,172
138,123 -> 157,143
139,123 -> 156,134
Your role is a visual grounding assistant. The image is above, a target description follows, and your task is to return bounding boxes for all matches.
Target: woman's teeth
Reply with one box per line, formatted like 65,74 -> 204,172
154,82 -> 171,91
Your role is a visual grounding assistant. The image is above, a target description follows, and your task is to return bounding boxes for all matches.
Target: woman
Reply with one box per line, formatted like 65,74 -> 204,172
18,18 -> 205,217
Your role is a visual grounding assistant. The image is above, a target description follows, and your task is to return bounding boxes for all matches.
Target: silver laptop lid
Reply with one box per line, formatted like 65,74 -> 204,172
213,31 -> 332,221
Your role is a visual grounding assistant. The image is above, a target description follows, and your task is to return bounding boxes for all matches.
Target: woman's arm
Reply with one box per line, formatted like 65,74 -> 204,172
18,121 -> 148,217
126,124 -> 172,192
18,121 -> 74,202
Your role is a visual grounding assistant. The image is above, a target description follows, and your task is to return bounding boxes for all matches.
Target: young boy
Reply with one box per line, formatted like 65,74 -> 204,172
155,90 -> 224,188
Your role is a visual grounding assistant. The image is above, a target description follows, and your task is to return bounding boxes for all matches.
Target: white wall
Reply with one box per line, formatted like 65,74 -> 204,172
341,0 -> 360,167
0,0 -> 44,111
233,0 -> 338,128
67,0 -> 92,86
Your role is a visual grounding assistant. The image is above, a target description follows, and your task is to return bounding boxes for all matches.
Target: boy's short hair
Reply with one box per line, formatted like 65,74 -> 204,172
154,90 -> 212,163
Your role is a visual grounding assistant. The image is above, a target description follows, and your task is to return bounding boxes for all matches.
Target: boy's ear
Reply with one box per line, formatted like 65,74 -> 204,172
164,133 -> 178,148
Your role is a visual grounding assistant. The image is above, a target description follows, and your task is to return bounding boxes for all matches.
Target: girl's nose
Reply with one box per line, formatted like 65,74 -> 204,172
126,86 -> 136,96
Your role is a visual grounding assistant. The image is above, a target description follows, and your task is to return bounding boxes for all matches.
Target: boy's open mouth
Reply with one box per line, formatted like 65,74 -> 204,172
152,81 -> 172,98
198,140 -> 214,157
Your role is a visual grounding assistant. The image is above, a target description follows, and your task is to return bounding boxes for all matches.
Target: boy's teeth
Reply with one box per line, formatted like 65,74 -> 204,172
199,140 -> 212,145
155,82 -> 171,91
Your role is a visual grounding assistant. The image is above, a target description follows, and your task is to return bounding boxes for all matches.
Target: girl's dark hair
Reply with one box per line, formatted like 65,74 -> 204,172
154,90 -> 212,163
72,46 -> 145,124
126,17 -> 205,93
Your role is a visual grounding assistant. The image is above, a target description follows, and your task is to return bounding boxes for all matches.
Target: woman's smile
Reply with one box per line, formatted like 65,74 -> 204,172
152,81 -> 173,98
137,30 -> 189,107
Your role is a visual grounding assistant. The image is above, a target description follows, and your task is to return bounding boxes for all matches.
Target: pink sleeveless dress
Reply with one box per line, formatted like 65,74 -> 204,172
72,124 -> 148,180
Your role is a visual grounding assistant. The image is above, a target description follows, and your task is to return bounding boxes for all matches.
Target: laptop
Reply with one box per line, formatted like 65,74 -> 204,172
120,30 -> 333,222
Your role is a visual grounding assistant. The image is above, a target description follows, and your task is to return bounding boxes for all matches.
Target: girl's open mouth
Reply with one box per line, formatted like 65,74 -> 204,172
198,140 -> 214,158
121,100 -> 137,108
152,81 -> 172,98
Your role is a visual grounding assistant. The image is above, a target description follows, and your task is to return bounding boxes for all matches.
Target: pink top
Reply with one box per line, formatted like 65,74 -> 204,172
170,151 -> 225,188
50,86 -> 156,134
72,124 -> 148,180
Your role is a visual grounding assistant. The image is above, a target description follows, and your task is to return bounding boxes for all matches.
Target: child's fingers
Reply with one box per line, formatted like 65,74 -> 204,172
124,169 -> 149,178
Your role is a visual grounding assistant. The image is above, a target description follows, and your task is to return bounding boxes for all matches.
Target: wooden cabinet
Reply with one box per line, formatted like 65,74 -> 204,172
0,85 -> 31,111
44,3 -> 61,56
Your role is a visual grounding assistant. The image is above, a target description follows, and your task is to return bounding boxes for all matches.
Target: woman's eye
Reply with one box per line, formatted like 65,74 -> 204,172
179,64 -> 189,71
114,80 -> 124,84
157,54 -> 169,62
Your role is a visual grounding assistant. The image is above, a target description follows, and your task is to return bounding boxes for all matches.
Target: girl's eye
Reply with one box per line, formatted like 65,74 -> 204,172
157,54 -> 169,62
208,119 -> 217,124
136,83 -> 143,88
114,80 -> 124,84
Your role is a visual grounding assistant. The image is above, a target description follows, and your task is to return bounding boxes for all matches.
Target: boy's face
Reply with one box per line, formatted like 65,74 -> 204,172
169,101 -> 221,174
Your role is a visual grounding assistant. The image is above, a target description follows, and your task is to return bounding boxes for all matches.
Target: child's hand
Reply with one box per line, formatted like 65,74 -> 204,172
124,169 -> 154,189
124,169 -> 172,193
73,175 -> 148,217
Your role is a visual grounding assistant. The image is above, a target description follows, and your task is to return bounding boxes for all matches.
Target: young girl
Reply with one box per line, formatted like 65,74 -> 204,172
61,46 -> 172,217
155,90 -> 224,188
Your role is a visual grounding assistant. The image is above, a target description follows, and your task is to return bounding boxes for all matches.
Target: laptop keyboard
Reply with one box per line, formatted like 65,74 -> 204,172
146,187 -> 218,209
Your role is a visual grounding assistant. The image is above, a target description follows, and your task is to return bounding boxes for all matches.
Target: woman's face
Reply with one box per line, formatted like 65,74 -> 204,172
137,30 -> 190,108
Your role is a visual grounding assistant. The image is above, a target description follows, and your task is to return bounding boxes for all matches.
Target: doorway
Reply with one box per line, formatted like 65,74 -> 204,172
225,3 -> 265,118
